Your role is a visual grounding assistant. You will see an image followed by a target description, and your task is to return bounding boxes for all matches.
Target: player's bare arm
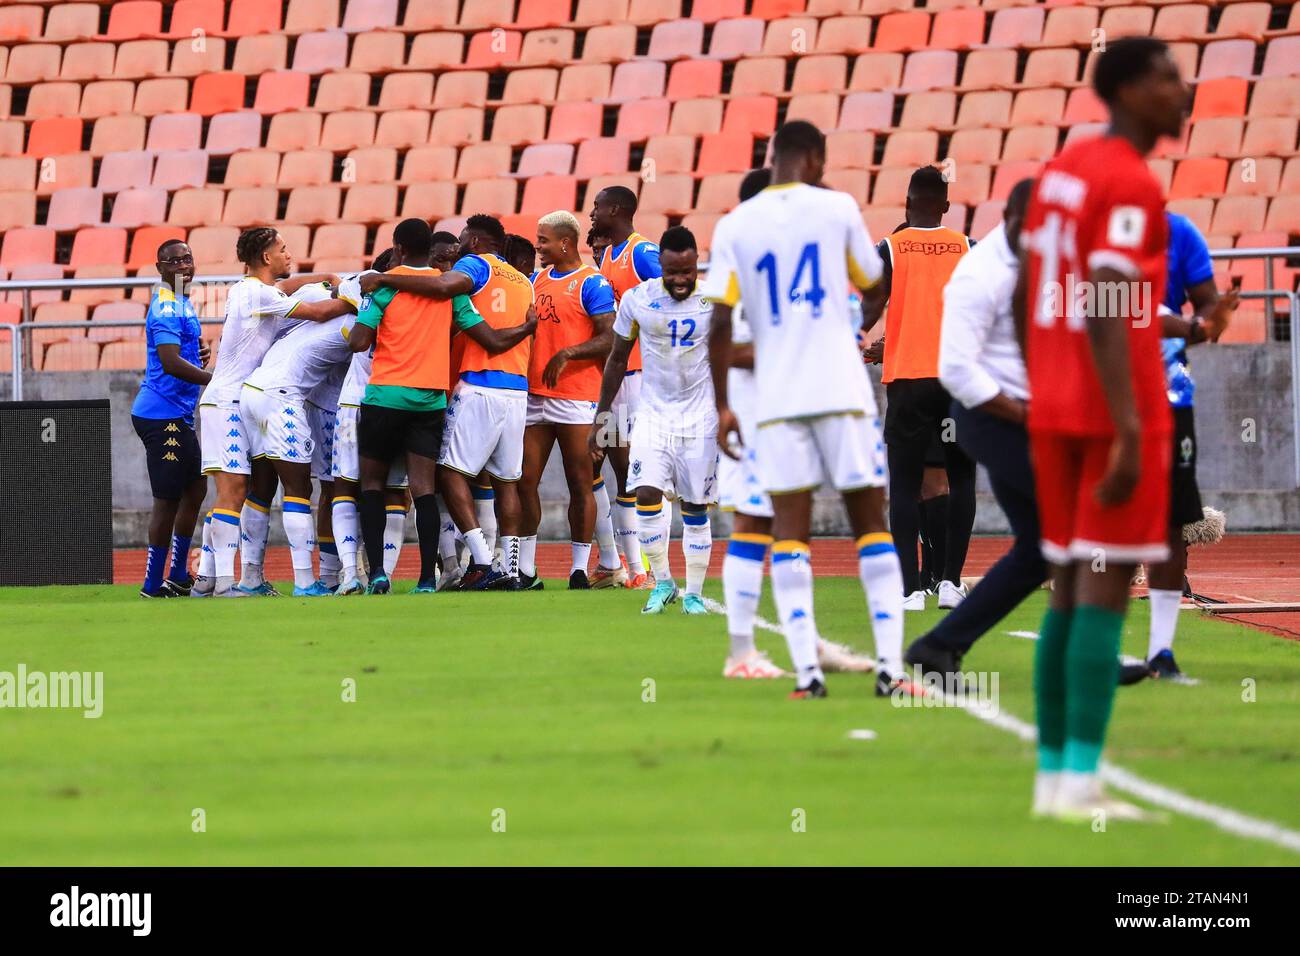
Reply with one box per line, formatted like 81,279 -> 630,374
1163,277 -> 1236,343
358,270 -> 471,299
589,334 -> 635,463
155,342 -> 211,387
707,302 -> 741,460
859,259 -> 890,333
277,273 -> 341,296
1087,264 -> 1143,507
541,311 -> 614,389
348,322 -> 375,354
729,341 -> 754,370
1012,251 -> 1030,356
462,305 -> 538,354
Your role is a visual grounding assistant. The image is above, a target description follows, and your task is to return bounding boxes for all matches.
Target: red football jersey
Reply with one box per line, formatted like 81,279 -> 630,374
1023,135 -> 1172,437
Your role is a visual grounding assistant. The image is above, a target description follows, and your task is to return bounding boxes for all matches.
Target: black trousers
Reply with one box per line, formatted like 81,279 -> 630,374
884,378 -> 977,593
926,402 -> 1047,655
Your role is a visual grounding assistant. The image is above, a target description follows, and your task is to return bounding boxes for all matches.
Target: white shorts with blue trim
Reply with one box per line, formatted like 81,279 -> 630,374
756,411 -> 887,495
199,399 -> 250,475
440,380 -> 527,481
627,420 -> 719,505
240,385 -> 315,465
308,402 -> 336,482
718,443 -> 774,519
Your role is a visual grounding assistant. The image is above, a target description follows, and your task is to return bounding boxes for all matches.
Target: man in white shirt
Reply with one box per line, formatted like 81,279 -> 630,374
703,121 -> 915,700
589,226 -> 718,616
905,178 -> 1047,681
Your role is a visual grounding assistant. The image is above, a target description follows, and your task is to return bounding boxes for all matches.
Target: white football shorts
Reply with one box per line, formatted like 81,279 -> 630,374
439,381 -> 527,481
199,399 -> 250,475
756,411 -> 887,495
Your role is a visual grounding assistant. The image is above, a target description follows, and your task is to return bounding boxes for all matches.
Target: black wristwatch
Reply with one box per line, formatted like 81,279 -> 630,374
1187,316 -> 1207,344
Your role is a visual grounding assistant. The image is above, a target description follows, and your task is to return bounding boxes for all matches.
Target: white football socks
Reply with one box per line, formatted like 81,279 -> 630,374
1148,588 -> 1182,660
857,533 -> 905,677
592,478 -> 621,570
770,541 -> 824,689
473,486 -> 498,555
238,496 -> 271,588
614,494 -> 643,574
637,501 -> 671,583
464,527 -> 492,567
519,535 -> 538,578
723,534 -> 770,659
211,508 -> 241,591
571,541 -> 592,574
282,497 -> 317,589
500,534 -> 521,577
681,510 -> 712,596
332,496 -> 359,581
383,505 -> 406,576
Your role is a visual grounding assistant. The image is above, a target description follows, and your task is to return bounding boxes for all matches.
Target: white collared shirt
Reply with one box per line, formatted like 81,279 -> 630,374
938,222 -> 1028,408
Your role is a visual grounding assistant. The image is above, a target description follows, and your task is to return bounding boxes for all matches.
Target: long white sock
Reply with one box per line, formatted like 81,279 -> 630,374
637,501 -> 671,582
197,511 -> 215,580
464,527 -> 492,566
1148,588 -> 1182,660
519,534 -> 538,577
238,495 -> 271,588
332,496 -> 359,580
438,511 -> 460,570
282,497 -> 317,588
681,509 -> 712,596
211,508 -> 241,590
614,493 -> 643,573
473,485 -> 498,555
770,540 -> 824,689
592,477 -> 620,570
384,505 -> 406,576
856,533 -> 906,677
318,536 -> 341,588
571,540 -> 592,574
500,534 -> 521,577
724,534 -> 770,658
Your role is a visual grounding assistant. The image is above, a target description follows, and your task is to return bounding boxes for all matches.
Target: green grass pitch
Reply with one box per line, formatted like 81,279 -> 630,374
1,578 -> 1297,865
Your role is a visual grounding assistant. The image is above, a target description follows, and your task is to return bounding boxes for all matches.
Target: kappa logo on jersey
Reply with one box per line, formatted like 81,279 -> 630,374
226,443 -> 240,453
226,428 -> 240,438
896,240 -> 965,255
227,413 -> 240,423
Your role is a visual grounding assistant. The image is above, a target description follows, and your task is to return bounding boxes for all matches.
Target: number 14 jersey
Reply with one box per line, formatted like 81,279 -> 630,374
701,182 -> 884,426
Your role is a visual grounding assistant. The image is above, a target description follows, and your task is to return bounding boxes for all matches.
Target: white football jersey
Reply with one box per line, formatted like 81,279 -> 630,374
200,277 -> 300,406
613,278 -> 716,437
336,271 -> 376,408
700,183 -> 883,426
244,316 -> 352,401
726,302 -> 758,445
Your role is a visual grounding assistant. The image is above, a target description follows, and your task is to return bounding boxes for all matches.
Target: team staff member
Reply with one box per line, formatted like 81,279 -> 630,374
518,210 -> 618,590
861,166 -> 975,612
132,239 -> 210,598
905,180 -> 1043,679
591,185 -> 662,586
355,219 -> 536,594
359,215 -> 538,591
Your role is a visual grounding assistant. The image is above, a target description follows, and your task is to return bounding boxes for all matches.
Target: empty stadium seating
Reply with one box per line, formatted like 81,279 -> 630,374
0,0 -> 1294,369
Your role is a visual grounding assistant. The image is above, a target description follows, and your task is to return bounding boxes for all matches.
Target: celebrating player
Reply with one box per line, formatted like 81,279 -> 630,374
357,215 -> 538,590
132,239 -> 210,598
590,226 -> 716,615
518,210 -> 618,590
1018,37 -> 1190,821
193,228 -> 354,597
703,121 -> 912,699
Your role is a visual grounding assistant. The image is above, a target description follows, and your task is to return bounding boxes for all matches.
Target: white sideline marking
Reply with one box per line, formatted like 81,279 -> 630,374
715,599 -> 1300,856
1005,630 -> 1039,640
846,729 -> 878,741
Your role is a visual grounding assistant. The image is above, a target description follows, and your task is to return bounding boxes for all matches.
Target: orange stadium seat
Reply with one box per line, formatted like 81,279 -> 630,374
459,0 -> 513,29
224,150 -> 280,188
1002,125 -> 1058,162
1210,196 -> 1266,237
26,81 -> 80,119
882,130 -> 939,167
275,149 -> 330,187
1249,77 -> 1299,119
285,0 -> 338,32
310,223 -> 366,261
875,12 -> 930,52
169,35 -> 225,76
169,186 -> 225,226
947,164 -> 991,206
0,157 -> 35,192
225,0 -> 282,36
401,182 -> 457,220
1022,48 -> 1079,88
519,30 -> 574,67
206,111 -> 263,155
732,57 -> 787,96
709,18 -> 764,59
232,34 -> 288,74
1217,2 -> 1270,39
645,134 -> 695,175
1262,37 -> 1300,77
824,168 -> 868,205
583,24 -> 636,63
106,188 -> 166,230
255,71 -> 311,113
321,110 -> 378,151
670,98 -> 722,136
987,7 -> 1044,47
826,130 -> 873,170
762,18 -> 817,56
722,95 -> 778,136
644,173 -> 698,214
187,225 -> 237,264
615,99 -> 670,141
398,146 -> 455,185
408,32 -> 464,70
960,49 -> 1016,90
520,175 -> 577,214
168,0 -> 225,38
70,227 -> 127,268
948,128 -> 1002,165
501,68 -> 558,106
456,143 -> 511,182
668,60 -> 723,101
517,0 -> 571,29
80,80 -> 134,118
6,44 -> 61,84
1147,158 -> 1173,195
8,262 -> 65,306
97,151 -> 153,193
1011,88 -> 1065,126
152,150 -> 208,190
850,52 -> 904,91
1040,6 -> 1097,47
461,178 -> 517,217
127,226 -> 186,270
698,132 -> 755,175
0,6 -> 43,41
376,110 -> 431,149
517,143 -> 574,177
284,185 -> 341,226
491,105 -> 546,145
1167,198 -> 1213,236
1188,117 -> 1244,157
816,16 -> 871,54
693,0 -> 746,23
872,167 -> 911,206
315,73 -> 370,111
556,63 -> 611,102
969,199 -> 1004,240
31,153 -> 90,195
839,91 -> 893,132
1241,118 -> 1297,157
787,92 -> 839,131
1098,5 -> 1154,38
350,31 -> 405,71
1170,157 -> 1228,199
402,0 -> 457,30
107,1 -> 162,40
64,44 -> 114,81
902,50 -> 958,90
1264,196 -> 1300,233
930,9 -> 985,50
100,342 -> 147,370
1225,157 -> 1281,197
1,227 -> 56,267
345,147 -> 397,185
0,191 -> 35,230
1152,4 -> 1208,42
25,117 -> 82,158
1063,87 -> 1107,125
43,4 -> 98,41
40,341 -> 99,372
89,114 -> 146,156
1198,40 -> 1254,81
900,91 -> 955,129
574,138 -> 629,178
379,72 -> 433,110
191,72 -> 245,116
465,30 -> 522,70
342,184 -> 398,224
294,30 -> 349,73
430,107 -> 484,146
1192,78 -> 1247,124
574,0 -> 628,26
